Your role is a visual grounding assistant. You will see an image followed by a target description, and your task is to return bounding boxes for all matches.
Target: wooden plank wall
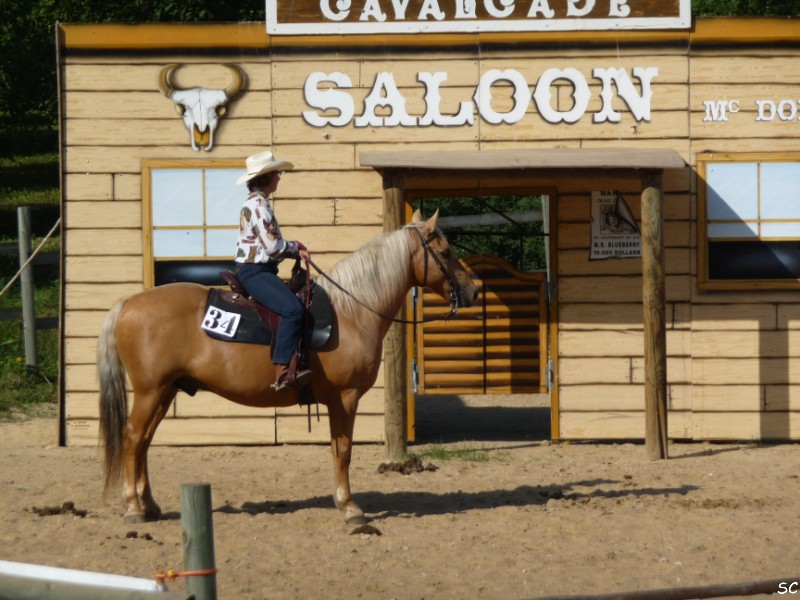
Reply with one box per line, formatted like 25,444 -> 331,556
62,36 -> 695,444
61,52 -> 391,445
688,47 -> 800,440
61,24 -> 800,445
527,46 -> 693,440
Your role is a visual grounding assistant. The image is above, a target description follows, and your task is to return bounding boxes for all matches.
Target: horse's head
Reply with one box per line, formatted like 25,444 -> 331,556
409,210 -> 479,312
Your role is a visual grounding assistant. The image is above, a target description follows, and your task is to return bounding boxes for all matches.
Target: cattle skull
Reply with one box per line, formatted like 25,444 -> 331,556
158,64 -> 245,151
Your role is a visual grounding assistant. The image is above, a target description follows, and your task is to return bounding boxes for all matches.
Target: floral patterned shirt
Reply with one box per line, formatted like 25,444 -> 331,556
234,191 -> 299,264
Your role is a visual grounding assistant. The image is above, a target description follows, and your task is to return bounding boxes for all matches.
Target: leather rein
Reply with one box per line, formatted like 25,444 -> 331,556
307,225 -> 461,325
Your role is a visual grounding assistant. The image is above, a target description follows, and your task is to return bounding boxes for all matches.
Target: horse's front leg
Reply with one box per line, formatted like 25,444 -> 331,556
328,391 -> 366,525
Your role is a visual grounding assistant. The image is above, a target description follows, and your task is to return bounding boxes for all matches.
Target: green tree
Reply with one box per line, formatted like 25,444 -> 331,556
692,0 -> 800,17
0,0 -> 264,131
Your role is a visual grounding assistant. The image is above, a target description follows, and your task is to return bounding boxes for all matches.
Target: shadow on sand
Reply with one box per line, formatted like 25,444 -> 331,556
413,393 -> 551,444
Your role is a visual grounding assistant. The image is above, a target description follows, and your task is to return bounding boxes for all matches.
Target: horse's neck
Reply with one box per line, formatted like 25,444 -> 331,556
325,229 -> 414,334
352,253 -> 413,332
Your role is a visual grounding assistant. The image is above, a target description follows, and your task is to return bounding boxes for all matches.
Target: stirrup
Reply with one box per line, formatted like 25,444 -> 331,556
271,366 -> 312,393
271,379 -> 292,393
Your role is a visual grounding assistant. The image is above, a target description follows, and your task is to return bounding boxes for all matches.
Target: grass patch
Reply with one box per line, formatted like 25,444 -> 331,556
409,443 -> 508,463
0,277 -> 60,419
0,126 -> 60,420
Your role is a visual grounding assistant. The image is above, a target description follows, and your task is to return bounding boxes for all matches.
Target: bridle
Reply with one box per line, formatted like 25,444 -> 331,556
410,225 -> 461,319
307,224 -> 462,325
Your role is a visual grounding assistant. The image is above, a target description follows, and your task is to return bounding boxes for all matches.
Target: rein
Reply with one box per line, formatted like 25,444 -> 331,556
307,226 -> 461,325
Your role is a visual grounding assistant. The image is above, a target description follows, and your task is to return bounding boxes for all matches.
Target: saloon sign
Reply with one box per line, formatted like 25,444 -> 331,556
267,0 -> 690,34
304,66 -> 658,128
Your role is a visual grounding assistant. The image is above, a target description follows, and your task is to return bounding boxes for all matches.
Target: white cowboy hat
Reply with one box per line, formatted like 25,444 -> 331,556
236,150 -> 294,185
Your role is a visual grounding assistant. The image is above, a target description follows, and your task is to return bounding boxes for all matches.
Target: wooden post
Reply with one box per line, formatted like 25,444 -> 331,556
17,206 -> 37,368
180,483 -> 217,600
382,171 -> 407,461
641,171 -> 669,460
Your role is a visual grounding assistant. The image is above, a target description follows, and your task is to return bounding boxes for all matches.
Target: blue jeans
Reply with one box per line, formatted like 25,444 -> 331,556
235,262 -> 304,365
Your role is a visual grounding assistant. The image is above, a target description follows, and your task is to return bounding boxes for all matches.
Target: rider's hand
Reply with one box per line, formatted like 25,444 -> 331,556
298,248 -> 311,262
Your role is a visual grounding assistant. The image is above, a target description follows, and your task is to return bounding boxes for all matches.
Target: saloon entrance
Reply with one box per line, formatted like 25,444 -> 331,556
362,147 -> 684,459
409,193 -> 552,441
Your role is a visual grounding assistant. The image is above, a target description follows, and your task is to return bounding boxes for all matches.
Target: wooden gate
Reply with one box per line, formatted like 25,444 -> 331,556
414,254 -> 547,394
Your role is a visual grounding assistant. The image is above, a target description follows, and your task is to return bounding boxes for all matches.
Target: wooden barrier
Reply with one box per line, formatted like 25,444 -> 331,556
0,206 -> 61,369
0,569 -> 189,600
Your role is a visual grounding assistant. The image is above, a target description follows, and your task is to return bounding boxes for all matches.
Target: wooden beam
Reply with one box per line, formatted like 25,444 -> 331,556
437,210 -> 544,228
382,172 -> 408,460
361,148 -> 686,172
641,171 -> 669,460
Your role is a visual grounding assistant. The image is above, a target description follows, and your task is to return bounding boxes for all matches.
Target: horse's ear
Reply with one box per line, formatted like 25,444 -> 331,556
422,209 -> 440,236
411,209 -> 423,223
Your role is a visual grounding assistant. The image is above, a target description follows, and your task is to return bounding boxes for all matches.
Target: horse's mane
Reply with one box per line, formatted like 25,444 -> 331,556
315,225 -> 415,321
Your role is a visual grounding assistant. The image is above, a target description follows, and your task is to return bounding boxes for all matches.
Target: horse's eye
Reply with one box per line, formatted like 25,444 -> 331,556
440,249 -> 451,260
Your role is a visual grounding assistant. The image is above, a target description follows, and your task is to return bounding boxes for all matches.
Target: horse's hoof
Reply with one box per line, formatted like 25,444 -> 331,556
346,515 -> 368,526
124,513 -> 147,524
350,523 -> 382,536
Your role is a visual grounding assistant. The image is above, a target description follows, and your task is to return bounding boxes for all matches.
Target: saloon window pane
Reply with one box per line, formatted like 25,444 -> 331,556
706,163 -> 758,221
153,229 -> 204,257
761,163 -> 800,220
206,169 -> 243,226
152,170 -> 203,226
761,222 -> 800,238
206,229 -> 237,256
708,222 -> 758,239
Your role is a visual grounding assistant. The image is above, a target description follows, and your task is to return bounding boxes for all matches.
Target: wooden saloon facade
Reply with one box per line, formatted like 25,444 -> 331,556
57,5 -> 800,447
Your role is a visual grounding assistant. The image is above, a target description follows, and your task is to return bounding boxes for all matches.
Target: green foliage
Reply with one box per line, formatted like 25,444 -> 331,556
692,0 -> 800,17
0,127 -> 60,417
416,195 -> 547,272
0,269 -> 60,420
0,0 -> 265,129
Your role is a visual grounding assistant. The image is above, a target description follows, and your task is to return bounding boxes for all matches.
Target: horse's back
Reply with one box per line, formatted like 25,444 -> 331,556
122,282 -> 209,316
116,283 -> 211,356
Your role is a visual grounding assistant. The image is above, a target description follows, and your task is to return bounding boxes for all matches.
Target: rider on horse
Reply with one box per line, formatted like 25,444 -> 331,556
233,150 -> 312,393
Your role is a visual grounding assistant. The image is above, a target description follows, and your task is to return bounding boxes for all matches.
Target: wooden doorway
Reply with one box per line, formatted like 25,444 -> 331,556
408,193 -> 553,441
414,254 -> 547,395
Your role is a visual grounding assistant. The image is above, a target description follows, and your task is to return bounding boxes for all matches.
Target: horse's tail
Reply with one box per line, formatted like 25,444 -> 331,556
97,298 -> 129,497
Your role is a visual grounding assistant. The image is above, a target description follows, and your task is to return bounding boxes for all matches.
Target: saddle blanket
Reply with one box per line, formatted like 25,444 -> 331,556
202,289 -> 273,345
200,285 -> 333,348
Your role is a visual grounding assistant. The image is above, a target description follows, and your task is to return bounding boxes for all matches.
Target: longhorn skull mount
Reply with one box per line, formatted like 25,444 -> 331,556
158,64 -> 245,152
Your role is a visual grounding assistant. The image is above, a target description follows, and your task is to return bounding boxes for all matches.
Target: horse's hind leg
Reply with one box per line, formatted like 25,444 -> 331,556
122,385 -> 177,523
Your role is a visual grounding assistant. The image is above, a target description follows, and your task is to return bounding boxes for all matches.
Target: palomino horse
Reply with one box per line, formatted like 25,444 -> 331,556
98,210 -> 478,524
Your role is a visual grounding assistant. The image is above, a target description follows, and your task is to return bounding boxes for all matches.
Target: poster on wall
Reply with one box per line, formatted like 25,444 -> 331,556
590,190 -> 641,260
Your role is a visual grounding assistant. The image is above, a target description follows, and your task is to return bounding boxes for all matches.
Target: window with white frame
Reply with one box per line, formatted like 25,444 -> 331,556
699,153 -> 800,289
144,161 -> 244,287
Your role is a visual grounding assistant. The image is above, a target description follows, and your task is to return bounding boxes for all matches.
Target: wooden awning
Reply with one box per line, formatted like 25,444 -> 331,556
360,148 -> 686,172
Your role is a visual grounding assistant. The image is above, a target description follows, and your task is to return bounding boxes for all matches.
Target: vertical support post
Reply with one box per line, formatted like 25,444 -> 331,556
180,483 -> 217,600
641,171 -> 669,460
382,171 -> 407,460
17,206 -> 37,368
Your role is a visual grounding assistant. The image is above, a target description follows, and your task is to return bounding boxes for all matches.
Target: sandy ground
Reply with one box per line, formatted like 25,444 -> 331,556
1,404 -> 799,599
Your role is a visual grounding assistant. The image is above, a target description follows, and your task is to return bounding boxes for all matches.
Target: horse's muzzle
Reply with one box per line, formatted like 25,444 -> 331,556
458,284 -> 479,308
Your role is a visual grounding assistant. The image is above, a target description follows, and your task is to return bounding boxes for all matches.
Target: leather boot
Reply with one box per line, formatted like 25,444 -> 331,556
271,364 -> 291,393
272,364 -> 313,393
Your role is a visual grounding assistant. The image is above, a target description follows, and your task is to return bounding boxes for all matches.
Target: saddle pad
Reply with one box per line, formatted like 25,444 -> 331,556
201,284 -> 334,348
202,288 -> 273,345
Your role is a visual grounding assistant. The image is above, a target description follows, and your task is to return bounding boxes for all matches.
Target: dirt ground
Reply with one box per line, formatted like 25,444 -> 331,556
1,401 -> 799,599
